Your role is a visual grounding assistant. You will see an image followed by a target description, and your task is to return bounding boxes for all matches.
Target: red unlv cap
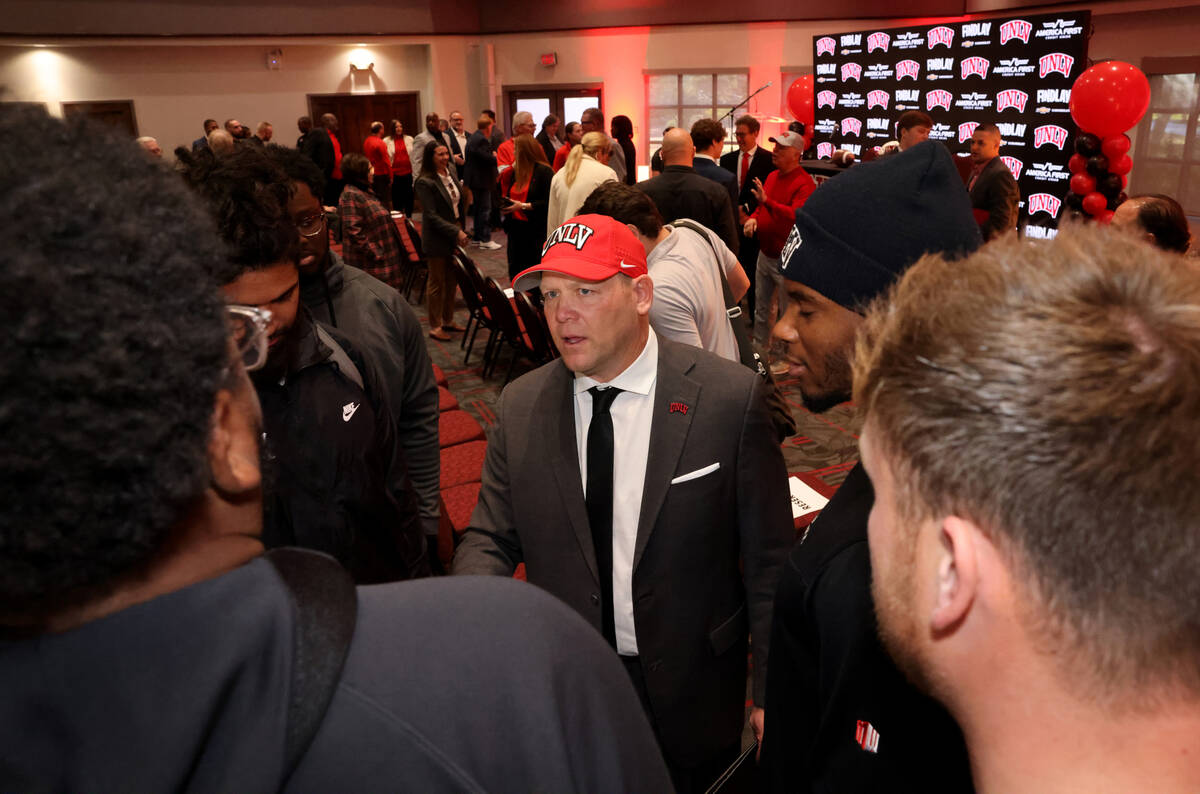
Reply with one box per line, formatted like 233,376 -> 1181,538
511,214 -> 648,292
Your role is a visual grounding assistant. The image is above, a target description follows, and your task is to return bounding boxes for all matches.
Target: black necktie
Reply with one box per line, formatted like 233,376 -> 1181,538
586,385 -> 622,647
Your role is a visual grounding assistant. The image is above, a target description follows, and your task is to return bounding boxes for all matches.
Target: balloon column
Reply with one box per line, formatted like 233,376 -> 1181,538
1064,61 -> 1150,224
786,75 -> 815,148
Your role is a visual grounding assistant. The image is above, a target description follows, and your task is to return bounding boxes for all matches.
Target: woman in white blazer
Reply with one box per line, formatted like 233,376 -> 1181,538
546,132 -> 617,234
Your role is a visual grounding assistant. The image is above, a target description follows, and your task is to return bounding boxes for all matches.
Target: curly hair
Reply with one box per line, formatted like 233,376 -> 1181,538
264,142 -> 326,199
0,105 -> 229,619
177,145 -> 298,284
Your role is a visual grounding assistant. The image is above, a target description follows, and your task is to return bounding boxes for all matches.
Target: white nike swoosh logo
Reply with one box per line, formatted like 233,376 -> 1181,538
342,402 -> 360,422
619,261 -> 638,270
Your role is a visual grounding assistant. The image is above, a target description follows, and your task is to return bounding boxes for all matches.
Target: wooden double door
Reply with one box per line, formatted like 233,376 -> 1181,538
308,92 -> 420,156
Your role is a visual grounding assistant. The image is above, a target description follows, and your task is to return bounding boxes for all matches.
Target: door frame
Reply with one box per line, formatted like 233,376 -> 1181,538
502,83 -> 603,137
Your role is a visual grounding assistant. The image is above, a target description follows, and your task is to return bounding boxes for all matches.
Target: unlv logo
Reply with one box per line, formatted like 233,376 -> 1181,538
1027,192 -> 1062,218
961,57 -> 990,79
928,26 -> 955,48
997,89 -> 1029,112
867,90 -> 890,110
817,142 -> 835,159
896,60 -> 920,80
959,121 -> 980,143
817,90 -> 837,109
542,221 -> 596,255
868,32 -> 891,52
1039,53 -> 1074,78
927,90 -> 952,111
1001,156 -> 1024,180
816,37 -> 836,57
841,62 -> 863,81
1000,19 -> 1033,44
841,118 -> 863,136
1033,124 -> 1069,149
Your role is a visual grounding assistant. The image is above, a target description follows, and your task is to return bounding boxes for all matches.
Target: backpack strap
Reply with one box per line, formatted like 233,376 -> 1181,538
313,323 -> 364,391
265,548 -> 358,779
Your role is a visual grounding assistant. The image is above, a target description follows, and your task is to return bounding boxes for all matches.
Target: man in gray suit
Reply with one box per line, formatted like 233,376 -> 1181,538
453,214 -> 792,792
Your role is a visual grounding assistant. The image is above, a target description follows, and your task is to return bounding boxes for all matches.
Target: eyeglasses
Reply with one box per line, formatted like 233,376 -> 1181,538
226,305 -> 272,372
297,212 -> 326,238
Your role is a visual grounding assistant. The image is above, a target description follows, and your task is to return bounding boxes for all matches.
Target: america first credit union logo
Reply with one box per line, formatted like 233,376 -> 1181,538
897,59 -> 920,80
1033,124 -> 1069,149
868,90 -> 890,110
816,36 -> 836,57
817,90 -> 837,109
841,118 -> 863,136
961,56 -> 990,79
928,25 -> 955,48
1000,19 -> 1033,44
959,121 -> 980,143
997,89 -> 1029,112
1028,192 -> 1063,218
841,62 -> 863,81
817,141 -> 835,159
868,32 -> 891,52
1039,53 -> 1075,78
927,89 -> 952,111
1001,156 -> 1024,180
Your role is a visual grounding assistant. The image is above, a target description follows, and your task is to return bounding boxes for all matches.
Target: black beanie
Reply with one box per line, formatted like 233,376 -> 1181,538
779,140 -> 982,310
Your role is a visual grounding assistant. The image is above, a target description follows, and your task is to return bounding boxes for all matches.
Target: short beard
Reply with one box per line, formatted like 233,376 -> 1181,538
798,348 -> 854,413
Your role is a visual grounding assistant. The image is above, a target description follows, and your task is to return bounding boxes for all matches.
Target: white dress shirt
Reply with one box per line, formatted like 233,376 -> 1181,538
572,331 -> 658,655
737,146 -> 759,192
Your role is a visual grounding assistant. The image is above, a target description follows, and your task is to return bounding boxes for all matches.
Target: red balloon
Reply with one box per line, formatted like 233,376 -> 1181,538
1101,134 -> 1132,161
1096,209 -> 1115,225
1068,154 -> 1088,174
1070,61 -> 1151,137
786,76 -> 815,130
1082,191 -> 1108,216
1070,173 -> 1097,196
1109,154 -> 1133,175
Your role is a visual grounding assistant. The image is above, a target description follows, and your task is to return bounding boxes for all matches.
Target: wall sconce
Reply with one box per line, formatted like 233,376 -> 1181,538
266,48 -> 282,70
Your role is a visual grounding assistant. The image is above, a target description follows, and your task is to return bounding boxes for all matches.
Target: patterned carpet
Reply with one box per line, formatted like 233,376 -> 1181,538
410,214 -> 863,490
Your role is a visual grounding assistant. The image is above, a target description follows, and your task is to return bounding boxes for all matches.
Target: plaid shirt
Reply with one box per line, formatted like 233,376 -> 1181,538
338,184 -> 406,290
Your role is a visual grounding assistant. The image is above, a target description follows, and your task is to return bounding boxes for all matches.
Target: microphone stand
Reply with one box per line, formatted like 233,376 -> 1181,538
720,81 -> 774,151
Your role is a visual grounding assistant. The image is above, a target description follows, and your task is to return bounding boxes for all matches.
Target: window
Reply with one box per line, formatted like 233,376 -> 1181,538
1132,58 -> 1200,215
645,71 -> 749,162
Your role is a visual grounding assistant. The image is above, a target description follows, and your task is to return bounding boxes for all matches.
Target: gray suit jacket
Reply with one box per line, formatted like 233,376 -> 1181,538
453,335 -> 792,765
969,155 -> 1020,241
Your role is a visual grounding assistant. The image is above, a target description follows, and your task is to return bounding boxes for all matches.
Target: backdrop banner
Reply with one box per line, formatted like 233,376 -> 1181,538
811,11 -> 1091,237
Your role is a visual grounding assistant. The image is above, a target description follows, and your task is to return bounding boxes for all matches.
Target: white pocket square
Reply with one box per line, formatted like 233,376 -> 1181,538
670,462 -> 720,485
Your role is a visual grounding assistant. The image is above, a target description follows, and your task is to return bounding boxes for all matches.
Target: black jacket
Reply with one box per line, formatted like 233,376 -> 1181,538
638,165 -> 740,253
463,130 -> 498,193
969,155 -> 1020,241
535,129 -> 559,166
301,127 -> 335,180
759,464 -> 974,793
0,557 -> 675,791
501,161 -> 555,272
300,253 -> 441,539
413,172 -> 468,257
254,308 -> 429,583
720,146 -> 776,215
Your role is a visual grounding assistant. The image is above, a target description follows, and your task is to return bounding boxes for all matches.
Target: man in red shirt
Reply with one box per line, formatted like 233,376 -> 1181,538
363,121 -> 393,210
496,111 -> 537,176
744,130 -> 816,352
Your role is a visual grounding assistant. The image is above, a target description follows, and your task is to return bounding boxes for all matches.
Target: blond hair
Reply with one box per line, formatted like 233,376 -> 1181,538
854,225 -> 1200,707
564,132 -> 611,188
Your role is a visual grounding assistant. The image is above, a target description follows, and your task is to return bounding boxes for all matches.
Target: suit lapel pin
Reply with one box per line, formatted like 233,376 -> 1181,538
668,401 -> 689,415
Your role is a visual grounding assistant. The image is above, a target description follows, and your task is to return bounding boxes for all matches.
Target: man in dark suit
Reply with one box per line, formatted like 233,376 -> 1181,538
453,214 -> 792,792
192,118 -> 218,151
463,114 -> 500,249
535,113 -> 562,165
720,114 -> 776,319
691,118 -> 738,210
967,122 -> 1020,241
637,128 -> 740,253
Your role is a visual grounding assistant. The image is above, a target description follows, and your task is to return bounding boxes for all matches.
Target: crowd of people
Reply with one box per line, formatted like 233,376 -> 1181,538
5,95 -> 1199,794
